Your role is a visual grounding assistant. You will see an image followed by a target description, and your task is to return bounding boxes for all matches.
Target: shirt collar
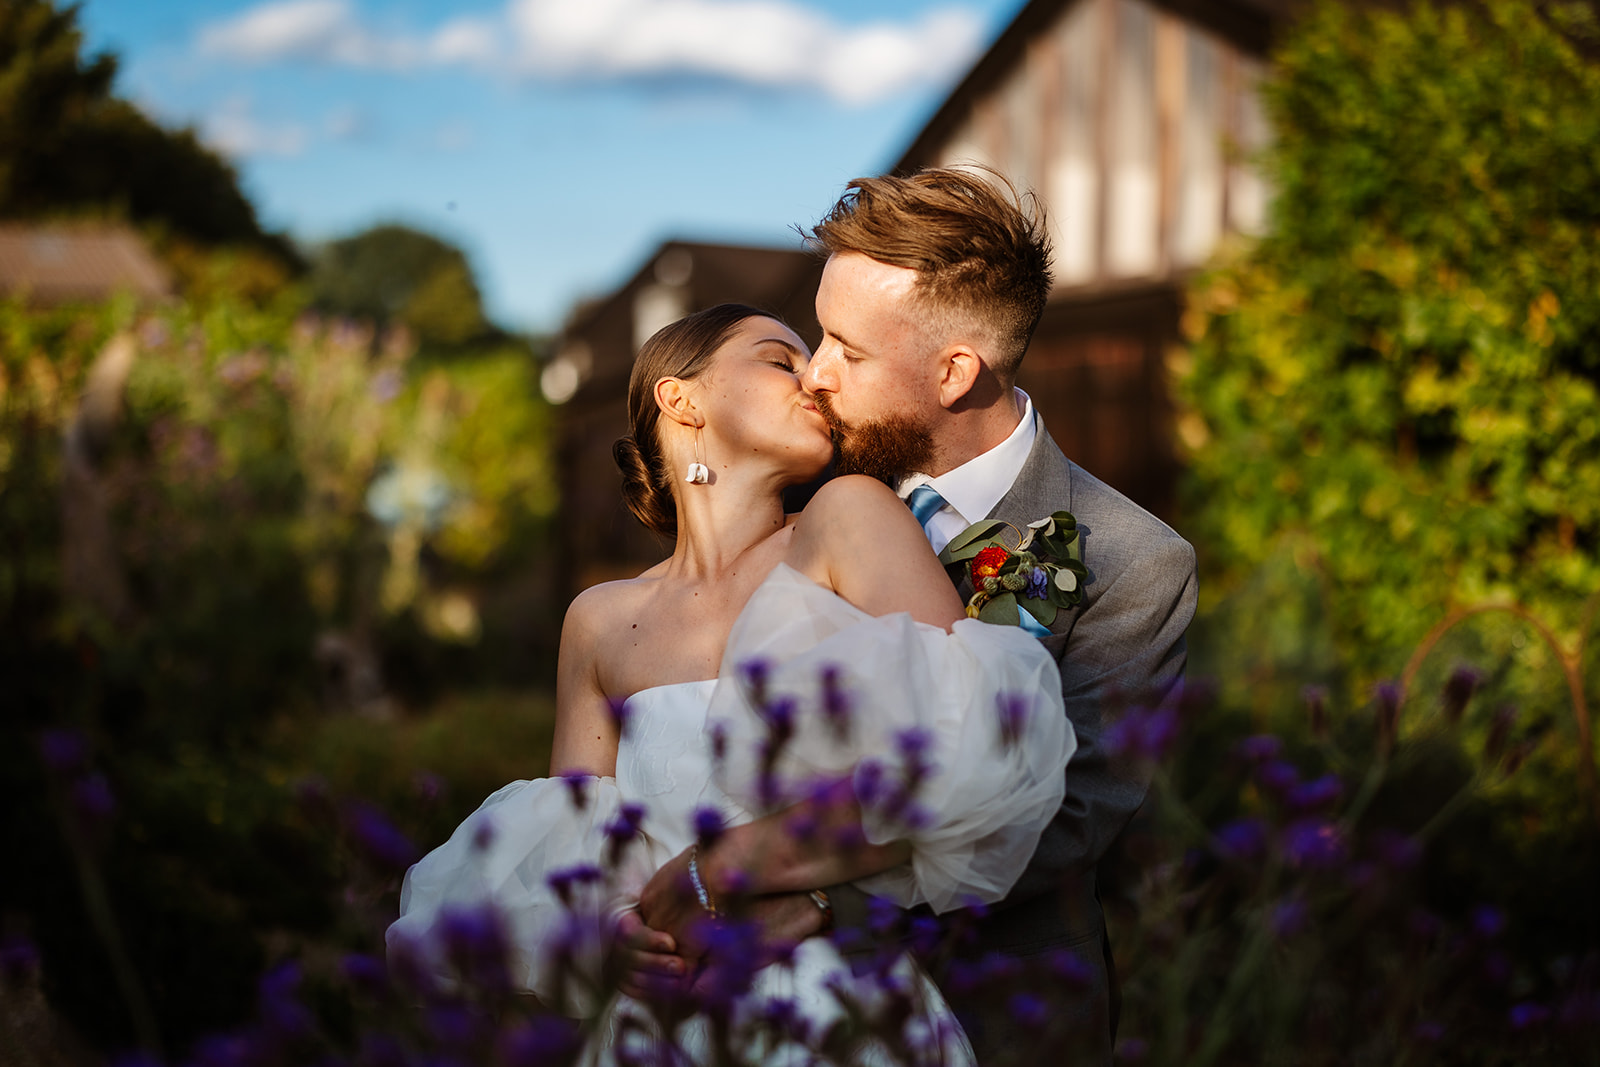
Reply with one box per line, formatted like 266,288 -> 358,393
896,388 -> 1037,525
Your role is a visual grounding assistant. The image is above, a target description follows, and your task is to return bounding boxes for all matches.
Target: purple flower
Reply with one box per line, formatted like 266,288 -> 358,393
693,806 -> 725,849
427,1002 -> 483,1048
1256,759 -> 1301,795
1282,819 -> 1347,870
343,802 -> 419,871
547,864 -> 603,906
69,773 -> 116,829
1024,567 -> 1050,600
258,961 -> 314,1041
978,951 -> 1021,984
1,936 -> 40,984
996,693 -> 1030,749
820,665 -> 852,742
560,772 -> 590,812
762,697 -> 797,741
1105,706 -> 1180,762
607,697 -> 632,740
741,658 -> 771,706
1472,905 -> 1507,939
1442,664 -> 1483,724
1270,897 -> 1309,938
1214,817 -> 1268,859
471,816 -> 496,852
710,722 -> 728,764
867,896 -> 904,938
909,916 -> 943,956
38,729 -> 89,775
339,953 -> 388,997
1050,948 -> 1094,987
1009,992 -> 1050,1028
1235,734 -> 1283,764
605,802 -> 646,842
855,760 -> 885,808
369,368 -> 403,402
1510,1002 -> 1551,1029
1286,773 -> 1343,812
499,1016 -> 582,1067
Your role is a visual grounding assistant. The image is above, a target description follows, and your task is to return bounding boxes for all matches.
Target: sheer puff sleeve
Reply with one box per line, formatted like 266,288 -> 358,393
706,564 -> 1075,914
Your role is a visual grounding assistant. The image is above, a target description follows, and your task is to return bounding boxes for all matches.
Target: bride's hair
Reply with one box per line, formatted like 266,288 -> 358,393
614,303 -> 776,537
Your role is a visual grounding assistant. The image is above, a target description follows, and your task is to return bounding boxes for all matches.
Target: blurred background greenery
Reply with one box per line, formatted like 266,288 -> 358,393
2,0 -> 1597,1062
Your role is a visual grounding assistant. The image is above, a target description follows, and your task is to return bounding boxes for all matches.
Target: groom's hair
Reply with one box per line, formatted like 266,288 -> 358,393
808,165 -> 1053,378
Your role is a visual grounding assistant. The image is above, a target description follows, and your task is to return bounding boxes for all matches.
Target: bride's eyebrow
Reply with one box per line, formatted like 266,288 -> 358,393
753,337 -> 802,359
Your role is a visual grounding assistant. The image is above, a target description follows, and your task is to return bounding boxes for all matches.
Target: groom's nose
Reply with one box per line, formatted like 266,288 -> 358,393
801,338 -> 839,395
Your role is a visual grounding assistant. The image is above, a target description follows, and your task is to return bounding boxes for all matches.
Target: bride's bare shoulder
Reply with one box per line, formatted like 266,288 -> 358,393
560,567 -> 665,640
796,475 -> 903,522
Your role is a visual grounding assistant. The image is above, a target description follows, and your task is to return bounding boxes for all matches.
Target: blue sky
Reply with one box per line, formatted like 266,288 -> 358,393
77,0 -> 1026,333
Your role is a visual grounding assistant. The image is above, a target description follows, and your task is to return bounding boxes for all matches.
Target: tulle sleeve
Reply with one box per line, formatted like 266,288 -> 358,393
385,775 -> 656,1014
705,564 -> 1075,914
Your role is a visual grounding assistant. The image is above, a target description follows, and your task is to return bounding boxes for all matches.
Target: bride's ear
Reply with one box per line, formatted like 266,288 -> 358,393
654,377 -> 703,429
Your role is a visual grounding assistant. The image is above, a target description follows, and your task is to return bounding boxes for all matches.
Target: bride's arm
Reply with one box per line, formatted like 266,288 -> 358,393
549,586 -> 621,777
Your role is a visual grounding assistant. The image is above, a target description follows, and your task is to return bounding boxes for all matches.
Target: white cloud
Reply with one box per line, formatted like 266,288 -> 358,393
195,0 -> 985,106
202,97 -> 309,158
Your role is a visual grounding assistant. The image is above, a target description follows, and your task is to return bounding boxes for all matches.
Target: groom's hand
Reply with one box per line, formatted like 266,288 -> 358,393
614,909 -> 691,1000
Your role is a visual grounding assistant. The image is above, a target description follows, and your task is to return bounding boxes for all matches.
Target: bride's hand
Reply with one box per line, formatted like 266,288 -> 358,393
614,909 -> 691,1001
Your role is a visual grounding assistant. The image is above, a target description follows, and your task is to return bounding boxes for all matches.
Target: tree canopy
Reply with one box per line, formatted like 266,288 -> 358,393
0,0 -> 292,260
307,224 -> 496,349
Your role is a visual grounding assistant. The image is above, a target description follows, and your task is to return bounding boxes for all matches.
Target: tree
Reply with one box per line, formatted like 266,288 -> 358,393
307,224 -> 495,349
0,0 -> 292,260
1177,0 -> 1600,711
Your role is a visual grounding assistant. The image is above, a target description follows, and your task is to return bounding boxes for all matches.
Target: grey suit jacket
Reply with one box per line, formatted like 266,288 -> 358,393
971,427 -> 1197,951
830,427 -> 1197,955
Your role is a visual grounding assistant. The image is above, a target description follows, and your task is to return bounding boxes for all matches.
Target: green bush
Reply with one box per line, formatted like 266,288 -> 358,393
1177,0 -> 1600,727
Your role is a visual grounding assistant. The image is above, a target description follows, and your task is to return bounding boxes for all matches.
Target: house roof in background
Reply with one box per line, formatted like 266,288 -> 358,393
0,225 -> 170,304
894,0 -> 1295,174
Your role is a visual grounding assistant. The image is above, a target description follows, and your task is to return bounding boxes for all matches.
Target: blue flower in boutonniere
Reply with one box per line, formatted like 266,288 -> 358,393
937,510 -> 1087,628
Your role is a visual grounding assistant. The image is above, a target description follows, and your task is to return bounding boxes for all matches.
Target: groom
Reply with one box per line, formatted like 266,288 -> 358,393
636,167 -> 1197,1062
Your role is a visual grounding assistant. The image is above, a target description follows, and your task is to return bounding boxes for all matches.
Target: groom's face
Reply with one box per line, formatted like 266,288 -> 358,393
804,252 -> 941,480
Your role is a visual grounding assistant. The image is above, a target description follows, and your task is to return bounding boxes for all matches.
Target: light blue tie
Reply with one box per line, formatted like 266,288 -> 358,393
904,485 -> 1052,637
905,484 -> 948,530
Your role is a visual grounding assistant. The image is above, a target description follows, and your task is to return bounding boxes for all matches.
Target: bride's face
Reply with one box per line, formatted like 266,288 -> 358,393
696,317 -> 833,484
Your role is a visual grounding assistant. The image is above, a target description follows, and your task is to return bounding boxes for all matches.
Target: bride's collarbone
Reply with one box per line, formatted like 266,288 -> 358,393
596,566 -> 773,696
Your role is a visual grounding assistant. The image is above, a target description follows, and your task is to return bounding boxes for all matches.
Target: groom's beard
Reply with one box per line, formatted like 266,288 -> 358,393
813,392 -> 936,482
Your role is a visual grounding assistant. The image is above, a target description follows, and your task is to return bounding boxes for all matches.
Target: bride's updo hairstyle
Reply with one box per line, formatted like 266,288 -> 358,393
614,303 -> 775,537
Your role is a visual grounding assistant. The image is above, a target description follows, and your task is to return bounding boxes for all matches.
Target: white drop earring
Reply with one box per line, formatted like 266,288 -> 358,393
685,426 -> 709,484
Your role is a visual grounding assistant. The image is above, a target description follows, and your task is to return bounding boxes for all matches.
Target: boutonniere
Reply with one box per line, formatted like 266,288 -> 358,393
936,511 -> 1086,627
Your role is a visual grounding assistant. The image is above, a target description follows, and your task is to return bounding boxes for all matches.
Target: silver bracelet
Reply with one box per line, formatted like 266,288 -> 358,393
688,845 -> 720,917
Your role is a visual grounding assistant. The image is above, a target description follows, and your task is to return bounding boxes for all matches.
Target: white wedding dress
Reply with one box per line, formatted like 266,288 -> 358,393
388,564 -> 1076,1065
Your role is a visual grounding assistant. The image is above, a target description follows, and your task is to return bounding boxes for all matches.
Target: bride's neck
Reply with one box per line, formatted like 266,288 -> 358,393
667,470 -> 789,578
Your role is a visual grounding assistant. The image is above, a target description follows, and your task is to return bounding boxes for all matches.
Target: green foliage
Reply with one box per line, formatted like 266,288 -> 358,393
1177,0 -> 1600,709
0,277 -> 558,1051
307,225 -> 495,351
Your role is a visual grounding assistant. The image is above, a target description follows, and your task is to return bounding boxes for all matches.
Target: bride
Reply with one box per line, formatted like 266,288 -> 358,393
388,303 -> 1075,1064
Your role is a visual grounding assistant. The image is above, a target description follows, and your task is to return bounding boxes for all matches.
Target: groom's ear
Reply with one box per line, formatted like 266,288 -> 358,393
654,378 -> 703,428
936,346 -> 984,409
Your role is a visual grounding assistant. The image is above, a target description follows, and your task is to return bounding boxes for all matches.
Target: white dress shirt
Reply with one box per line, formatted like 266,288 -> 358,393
896,389 -> 1038,554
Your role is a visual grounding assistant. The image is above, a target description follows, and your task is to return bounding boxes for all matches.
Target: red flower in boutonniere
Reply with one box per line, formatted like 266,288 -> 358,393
970,546 -> 1010,584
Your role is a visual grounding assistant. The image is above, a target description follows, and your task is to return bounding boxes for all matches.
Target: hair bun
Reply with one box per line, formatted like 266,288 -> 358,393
614,435 -> 676,537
